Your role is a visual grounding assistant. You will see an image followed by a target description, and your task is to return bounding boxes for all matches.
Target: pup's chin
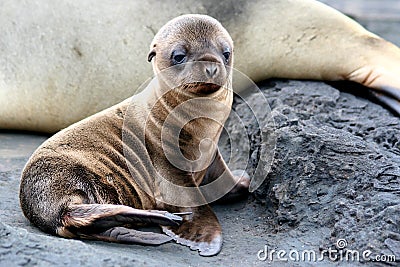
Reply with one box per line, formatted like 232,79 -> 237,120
185,83 -> 222,95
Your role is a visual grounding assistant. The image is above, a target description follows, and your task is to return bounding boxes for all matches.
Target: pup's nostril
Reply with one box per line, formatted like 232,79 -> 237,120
205,64 -> 218,78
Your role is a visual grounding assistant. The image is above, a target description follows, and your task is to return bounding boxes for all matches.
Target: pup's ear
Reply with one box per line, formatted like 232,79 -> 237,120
148,49 -> 156,62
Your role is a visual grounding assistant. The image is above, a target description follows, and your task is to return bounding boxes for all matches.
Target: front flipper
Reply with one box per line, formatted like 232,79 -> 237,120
201,149 -> 251,203
224,169 -> 251,201
162,205 -> 222,256
58,203 -> 182,245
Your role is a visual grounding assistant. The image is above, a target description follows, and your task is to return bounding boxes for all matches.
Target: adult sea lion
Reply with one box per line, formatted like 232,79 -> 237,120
20,14 -> 250,256
1,0 -> 399,133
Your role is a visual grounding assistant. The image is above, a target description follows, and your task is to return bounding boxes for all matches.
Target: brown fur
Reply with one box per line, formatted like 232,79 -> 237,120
19,14 -> 248,256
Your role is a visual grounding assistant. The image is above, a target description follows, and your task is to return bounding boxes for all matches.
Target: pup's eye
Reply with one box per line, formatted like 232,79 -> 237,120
223,51 -> 230,61
171,51 -> 187,65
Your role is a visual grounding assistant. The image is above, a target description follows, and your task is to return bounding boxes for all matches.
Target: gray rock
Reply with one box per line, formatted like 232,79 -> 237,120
222,79 -> 400,264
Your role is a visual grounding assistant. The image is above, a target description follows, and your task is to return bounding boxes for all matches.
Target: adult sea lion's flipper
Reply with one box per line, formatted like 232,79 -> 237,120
343,39 -> 400,115
232,0 -> 400,115
371,90 -> 400,115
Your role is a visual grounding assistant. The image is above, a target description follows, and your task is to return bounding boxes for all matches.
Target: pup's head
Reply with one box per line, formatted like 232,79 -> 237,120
148,14 -> 234,95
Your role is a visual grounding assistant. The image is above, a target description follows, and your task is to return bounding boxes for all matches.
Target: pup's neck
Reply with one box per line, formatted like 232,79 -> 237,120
145,82 -> 233,173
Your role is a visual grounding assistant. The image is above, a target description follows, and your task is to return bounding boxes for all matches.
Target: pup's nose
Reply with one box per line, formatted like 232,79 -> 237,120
205,64 -> 218,78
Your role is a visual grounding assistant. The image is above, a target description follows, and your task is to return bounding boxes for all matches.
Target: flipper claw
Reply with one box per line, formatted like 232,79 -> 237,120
161,212 -> 184,223
162,226 -> 222,256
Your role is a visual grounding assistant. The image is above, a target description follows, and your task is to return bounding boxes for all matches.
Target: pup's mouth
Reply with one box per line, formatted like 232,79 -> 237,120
184,82 -> 222,94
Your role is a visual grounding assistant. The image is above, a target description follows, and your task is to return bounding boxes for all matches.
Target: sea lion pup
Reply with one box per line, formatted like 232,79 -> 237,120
1,0 -> 400,133
20,14 -> 249,256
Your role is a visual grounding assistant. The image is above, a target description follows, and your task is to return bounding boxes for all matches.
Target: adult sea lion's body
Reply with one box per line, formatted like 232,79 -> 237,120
20,15 -> 250,256
1,0 -> 400,133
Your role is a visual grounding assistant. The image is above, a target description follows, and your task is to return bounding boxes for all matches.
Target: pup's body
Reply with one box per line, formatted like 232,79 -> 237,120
20,15 -> 249,256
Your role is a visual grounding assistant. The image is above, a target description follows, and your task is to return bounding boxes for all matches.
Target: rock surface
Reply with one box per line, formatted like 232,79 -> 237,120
224,79 -> 400,265
1,79 -> 399,266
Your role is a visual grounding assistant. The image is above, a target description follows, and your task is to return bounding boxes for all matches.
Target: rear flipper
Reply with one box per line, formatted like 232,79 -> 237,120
89,227 -> 172,245
58,203 -> 182,245
161,205 -> 222,256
